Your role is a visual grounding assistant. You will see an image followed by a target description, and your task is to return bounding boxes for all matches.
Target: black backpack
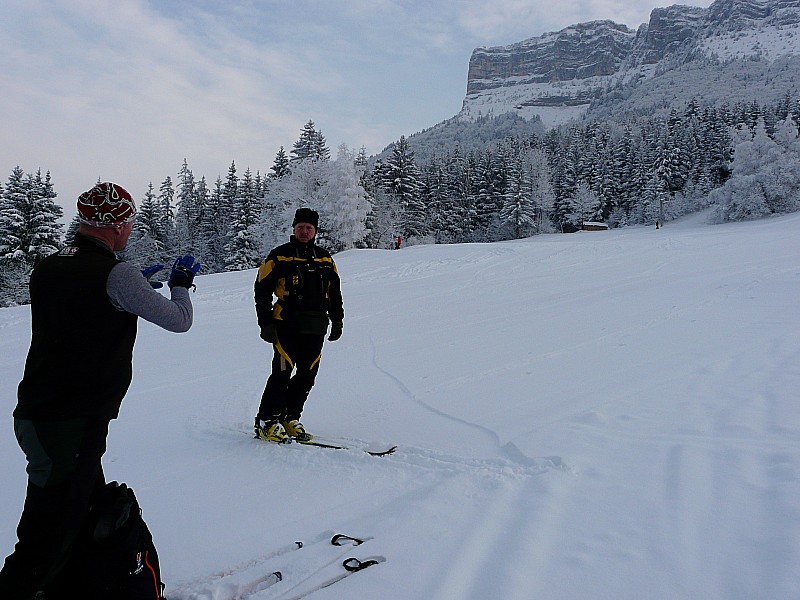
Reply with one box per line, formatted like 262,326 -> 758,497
44,481 -> 165,599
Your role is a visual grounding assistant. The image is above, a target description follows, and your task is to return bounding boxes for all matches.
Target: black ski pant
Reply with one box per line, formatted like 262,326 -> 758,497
0,418 -> 108,600
258,326 -> 325,423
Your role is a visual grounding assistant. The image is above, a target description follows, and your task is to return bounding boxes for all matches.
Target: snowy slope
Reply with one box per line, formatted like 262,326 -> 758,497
698,23 -> 800,60
2,211 -> 800,599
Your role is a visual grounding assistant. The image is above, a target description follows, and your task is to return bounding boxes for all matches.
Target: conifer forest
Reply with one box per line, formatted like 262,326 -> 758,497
3,94 -> 800,306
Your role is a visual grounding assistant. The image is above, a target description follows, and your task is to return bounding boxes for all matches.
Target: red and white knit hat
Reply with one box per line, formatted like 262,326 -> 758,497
77,182 -> 137,227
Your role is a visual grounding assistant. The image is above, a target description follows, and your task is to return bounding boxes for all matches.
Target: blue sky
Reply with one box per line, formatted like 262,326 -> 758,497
2,0 -> 713,215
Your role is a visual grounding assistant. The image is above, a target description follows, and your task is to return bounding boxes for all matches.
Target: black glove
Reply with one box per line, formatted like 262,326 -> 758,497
168,255 -> 201,289
328,321 -> 343,342
260,321 -> 277,343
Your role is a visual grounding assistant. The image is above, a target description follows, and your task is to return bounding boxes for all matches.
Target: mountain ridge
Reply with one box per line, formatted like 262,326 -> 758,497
458,0 -> 800,128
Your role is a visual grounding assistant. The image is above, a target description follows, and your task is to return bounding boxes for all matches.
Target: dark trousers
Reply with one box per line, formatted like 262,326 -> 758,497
258,326 -> 325,422
0,418 -> 108,600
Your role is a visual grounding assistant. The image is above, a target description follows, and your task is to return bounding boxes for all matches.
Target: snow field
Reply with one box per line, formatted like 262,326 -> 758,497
2,210 -> 799,598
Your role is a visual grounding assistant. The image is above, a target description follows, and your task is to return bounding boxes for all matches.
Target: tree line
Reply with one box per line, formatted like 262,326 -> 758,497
374,93 -> 800,243
3,94 -> 800,306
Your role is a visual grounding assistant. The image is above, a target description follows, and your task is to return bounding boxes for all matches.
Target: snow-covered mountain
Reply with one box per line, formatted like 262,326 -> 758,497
460,0 -> 800,128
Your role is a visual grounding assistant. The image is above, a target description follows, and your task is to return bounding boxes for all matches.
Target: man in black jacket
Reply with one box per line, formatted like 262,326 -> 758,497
0,182 -> 200,599
254,208 -> 344,443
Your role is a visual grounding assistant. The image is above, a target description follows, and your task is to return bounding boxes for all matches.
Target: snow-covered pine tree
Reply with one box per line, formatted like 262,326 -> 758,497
27,169 -> 63,265
0,167 -> 28,262
605,126 -> 634,225
467,152 -> 495,241
127,182 -> 166,265
445,147 -> 475,242
358,159 -> 384,248
0,167 -> 29,306
225,167 -> 262,271
638,174 -> 670,225
193,176 -> 211,259
157,176 -> 176,256
552,134 -> 581,231
365,187 -> 403,249
710,116 -> 800,222
500,152 -> 536,239
203,160 -> 238,267
312,129 -> 331,162
578,123 -> 604,204
0,168 -> 62,265
763,115 -> 800,215
420,156 -> 450,243
317,144 -> 369,251
291,121 -> 316,162
567,182 -> 601,228
355,146 -> 368,170
198,177 -> 226,272
0,255 -> 29,307
381,136 -> 425,240
290,121 -> 330,163
0,167 -> 62,304
270,146 -> 290,179
254,171 -> 266,201
65,215 -> 80,244
525,148 -> 556,232
175,158 -> 200,254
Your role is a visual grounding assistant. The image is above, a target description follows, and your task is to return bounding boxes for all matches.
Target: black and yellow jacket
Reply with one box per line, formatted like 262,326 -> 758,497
255,236 -> 344,334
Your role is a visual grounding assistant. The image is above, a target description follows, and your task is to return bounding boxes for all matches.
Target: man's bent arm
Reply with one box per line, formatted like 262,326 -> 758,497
106,262 -> 193,332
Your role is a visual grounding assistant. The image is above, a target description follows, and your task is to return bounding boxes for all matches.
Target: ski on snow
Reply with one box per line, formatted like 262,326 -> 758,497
253,432 -> 397,456
169,537 -> 308,599
277,555 -> 387,600
271,534 -> 385,600
296,438 -> 397,456
171,533 -> 382,599
218,534 -> 383,600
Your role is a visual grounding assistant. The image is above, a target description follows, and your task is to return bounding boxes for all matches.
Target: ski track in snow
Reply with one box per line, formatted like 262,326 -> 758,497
367,332 -> 565,470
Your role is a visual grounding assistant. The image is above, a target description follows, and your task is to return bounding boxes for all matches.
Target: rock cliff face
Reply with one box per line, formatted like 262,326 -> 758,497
706,0 -> 800,29
630,5 -> 706,66
467,21 -> 635,94
459,0 -> 800,127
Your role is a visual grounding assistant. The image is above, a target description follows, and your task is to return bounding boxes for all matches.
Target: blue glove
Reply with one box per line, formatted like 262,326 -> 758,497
168,255 -> 201,289
141,264 -> 166,289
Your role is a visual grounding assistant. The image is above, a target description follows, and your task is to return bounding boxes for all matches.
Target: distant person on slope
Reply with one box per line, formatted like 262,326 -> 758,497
0,182 -> 200,600
254,207 -> 344,443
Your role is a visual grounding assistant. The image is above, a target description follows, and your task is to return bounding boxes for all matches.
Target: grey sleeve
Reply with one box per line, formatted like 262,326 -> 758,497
106,262 -> 193,332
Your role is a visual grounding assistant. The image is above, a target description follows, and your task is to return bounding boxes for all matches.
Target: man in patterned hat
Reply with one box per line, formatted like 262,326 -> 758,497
0,182 -> 201,599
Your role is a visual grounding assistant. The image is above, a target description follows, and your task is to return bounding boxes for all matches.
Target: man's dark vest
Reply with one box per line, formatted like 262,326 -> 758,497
15,235 -> 138,421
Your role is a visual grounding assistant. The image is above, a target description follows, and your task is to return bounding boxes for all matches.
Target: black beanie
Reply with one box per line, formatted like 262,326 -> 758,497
292,207 -> 319,228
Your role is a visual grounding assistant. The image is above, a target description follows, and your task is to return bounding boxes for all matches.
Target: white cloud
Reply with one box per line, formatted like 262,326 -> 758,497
2,0 -> 344,207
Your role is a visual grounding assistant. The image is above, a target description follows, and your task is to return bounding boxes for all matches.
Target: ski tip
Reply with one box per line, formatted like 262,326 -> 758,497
331,534 -> 366,547
342,556 -> 386,571
368,445 -> 398,456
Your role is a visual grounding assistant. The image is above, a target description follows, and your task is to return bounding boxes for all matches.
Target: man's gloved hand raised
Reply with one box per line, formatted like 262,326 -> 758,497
141,264 -> 166,289
168,255 -> 201,289
328,321 -> 343,342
